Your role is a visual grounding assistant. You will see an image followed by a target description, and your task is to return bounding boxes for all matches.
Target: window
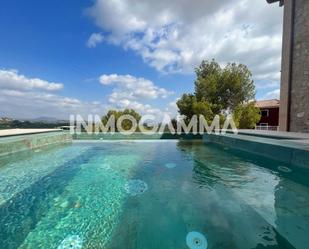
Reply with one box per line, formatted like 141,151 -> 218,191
260,109 -> 269,117
260,123 -> 268,126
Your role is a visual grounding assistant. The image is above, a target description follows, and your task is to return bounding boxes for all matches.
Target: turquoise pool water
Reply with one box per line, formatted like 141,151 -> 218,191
0,140 -> 308,249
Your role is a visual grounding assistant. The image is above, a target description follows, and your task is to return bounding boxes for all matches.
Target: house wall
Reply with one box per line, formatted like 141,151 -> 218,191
258,107 -> 279,126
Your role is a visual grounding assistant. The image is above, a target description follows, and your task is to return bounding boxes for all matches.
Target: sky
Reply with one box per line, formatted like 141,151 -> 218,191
0,0 -> 283,120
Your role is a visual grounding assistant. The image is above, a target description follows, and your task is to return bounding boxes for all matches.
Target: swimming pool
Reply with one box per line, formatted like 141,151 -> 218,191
0,140 -> 308,249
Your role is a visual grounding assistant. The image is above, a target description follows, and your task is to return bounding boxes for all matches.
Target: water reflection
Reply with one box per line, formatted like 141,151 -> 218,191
177,140 -> 308,249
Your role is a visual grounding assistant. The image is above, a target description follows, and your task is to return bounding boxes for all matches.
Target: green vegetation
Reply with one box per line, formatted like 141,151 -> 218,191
0,119 -> 69,130
177,59 -> 260,128
233,102 -> 262,129
102,109 -> 141,131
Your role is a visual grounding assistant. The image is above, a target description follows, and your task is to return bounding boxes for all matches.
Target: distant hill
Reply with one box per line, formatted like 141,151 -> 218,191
0,116 -> 70,129
29,117 -> 68,123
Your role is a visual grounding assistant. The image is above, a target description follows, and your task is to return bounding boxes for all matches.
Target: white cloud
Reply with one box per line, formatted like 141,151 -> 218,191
0,69 -> 63,91
87,0 -> 283,86
108,98 -> 176,121
100,74 -> 172,100
0,70 -> 106,119
164,99 -> 179,117
112,98 -> 159,114
0,69 -> 174,120
0,63 -> 179,120
86,33 -> 104,48
0,88 -> 106,119
263,88 -> 280,99
99,73 -> 174,118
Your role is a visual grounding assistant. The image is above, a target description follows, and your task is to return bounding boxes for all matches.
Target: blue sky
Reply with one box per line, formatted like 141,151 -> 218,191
0,0 -> 283,119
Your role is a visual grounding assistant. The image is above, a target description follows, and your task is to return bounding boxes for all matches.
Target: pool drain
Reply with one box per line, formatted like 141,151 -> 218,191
278,166 -> 292,173
165,162 -> 177,169
57,235 -> 83,249
186,231 -> 207,249
124,179 -> 148,196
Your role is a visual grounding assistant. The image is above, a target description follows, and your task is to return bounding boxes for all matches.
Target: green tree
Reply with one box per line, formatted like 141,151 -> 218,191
121,109 -> 141,130
177,95 -> 214,124
233,102 -> 261,129
102,109 -> 141,131
194,59 -> 255,112
177,59 -> 258,129
176,94 -> 196,120
192,99 -> 214,121
194,60 -> 222,113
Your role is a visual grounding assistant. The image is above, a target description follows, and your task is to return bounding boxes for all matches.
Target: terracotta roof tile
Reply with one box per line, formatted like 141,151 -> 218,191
255,99 -> 280,108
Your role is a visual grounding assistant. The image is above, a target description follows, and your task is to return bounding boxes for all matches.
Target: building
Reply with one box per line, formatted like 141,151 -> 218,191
255,99 -> 280,130
267,0 -> 309,132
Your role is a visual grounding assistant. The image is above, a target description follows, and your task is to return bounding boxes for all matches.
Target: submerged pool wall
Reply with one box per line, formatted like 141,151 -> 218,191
0,131 -> 72,157
0,132 -> 202,157
203,133 -> 309,169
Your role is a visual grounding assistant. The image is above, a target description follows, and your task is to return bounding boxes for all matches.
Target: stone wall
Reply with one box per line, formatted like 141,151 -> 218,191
289,0 -> 309,132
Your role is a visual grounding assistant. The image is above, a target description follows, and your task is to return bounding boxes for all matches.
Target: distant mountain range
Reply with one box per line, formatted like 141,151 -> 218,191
0,116 -> 69,124
29,116 -> 68,123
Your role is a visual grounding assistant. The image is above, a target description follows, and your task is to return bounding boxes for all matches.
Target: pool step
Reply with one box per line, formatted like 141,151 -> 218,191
0,148 -> 93,249
203,133 -> 309,169
0,131 -> 72,157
